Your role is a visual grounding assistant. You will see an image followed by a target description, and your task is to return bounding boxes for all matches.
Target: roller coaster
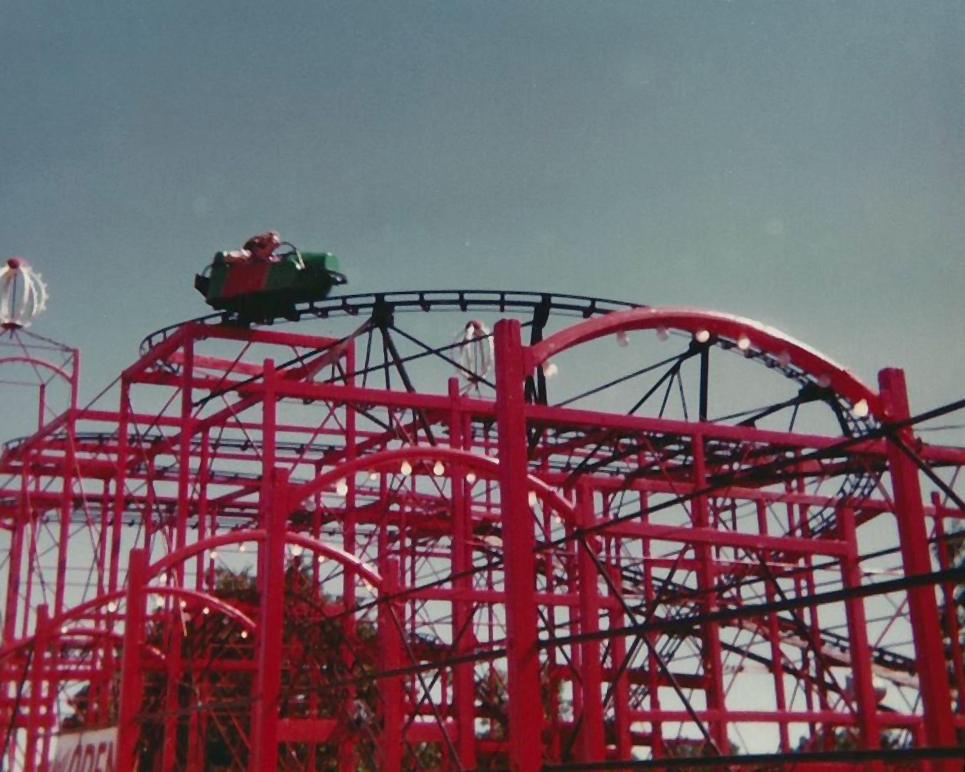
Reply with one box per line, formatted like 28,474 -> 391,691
1,285 -> 964,771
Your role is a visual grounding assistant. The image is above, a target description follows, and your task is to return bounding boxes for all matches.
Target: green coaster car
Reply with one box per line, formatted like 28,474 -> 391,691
194,249 -> 347,322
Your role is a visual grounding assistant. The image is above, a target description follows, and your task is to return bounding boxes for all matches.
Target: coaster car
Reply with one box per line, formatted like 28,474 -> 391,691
195,242 -> 346,322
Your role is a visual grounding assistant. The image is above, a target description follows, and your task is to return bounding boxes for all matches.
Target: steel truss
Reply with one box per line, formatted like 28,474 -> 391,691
1,291 -> 963,771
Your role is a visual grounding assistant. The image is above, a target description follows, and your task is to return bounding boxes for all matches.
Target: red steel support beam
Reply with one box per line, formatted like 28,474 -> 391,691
379,558 -> 403,772
23,604 -> 47,772
839,505 -> 883,772
448,377 -> 478,769
577,483 -> 604,762
249,466 -> 289,772
878,368 -> 957,766
495,319 -> 543,772
117,548 -> 147,772
692,433 -> 727,753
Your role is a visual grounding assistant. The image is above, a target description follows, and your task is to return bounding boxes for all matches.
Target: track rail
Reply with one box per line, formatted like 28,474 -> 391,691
140,289 -> 644,357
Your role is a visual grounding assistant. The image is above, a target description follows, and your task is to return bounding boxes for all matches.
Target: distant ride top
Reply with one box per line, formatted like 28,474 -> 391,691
194,231 -> 347,322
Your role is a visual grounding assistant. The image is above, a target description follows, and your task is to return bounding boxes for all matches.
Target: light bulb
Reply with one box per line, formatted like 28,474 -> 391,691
656,327 -> 669,341
239,544 -> 247,553
317,554 -> 326,564
851,399 -> 869,418
528,491 -> 538,507
465,471 -> 476,484
180,600 -> 187,610
817,375 -> 831,389
202,607 -> 210,616
777,350 -> 791,367
240,630 -> 248,639
615,330 -> 629,347
368,471 -> 379,481
335,478 -> 348,496
433,460 -> 445,475
400,460 -> 412,476
695,330 -> 710,344
542,361 -> 558,378
737,334 -> 750,351
210,551 -> 218,560
291,544 -> 303,557
107,601 -> 118,613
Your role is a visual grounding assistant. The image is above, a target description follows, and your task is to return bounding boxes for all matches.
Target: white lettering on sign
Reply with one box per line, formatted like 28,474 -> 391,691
52,727 -> 116,772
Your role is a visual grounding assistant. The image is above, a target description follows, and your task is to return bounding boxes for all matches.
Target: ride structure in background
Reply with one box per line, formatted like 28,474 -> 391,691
0,285 -> 963,771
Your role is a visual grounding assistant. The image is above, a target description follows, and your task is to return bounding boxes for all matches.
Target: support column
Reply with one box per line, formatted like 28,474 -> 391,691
117,549 -> 148,772
379,558 -> 403,772
250,467 -> 289,772
494,319 -> 542,772
878,368 -> 956,764
576,483 -> 604,762
691,433 -> 727,752
24,605 -> 48,772
839,506 -> 883,772
448,378 -> 477,769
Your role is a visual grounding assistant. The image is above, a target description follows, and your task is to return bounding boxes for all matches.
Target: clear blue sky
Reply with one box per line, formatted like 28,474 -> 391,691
2,0 -> 963,420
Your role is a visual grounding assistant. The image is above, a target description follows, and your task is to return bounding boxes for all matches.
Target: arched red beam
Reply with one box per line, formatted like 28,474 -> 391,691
290,446 -> 578,528
58,627 -> 166,664
0,627 -> 165,667
148,587 -> 256,632
526,306 -> 883,419
147,529 -> 384,591
0,356 -> 71,383
0,589 -> 255,663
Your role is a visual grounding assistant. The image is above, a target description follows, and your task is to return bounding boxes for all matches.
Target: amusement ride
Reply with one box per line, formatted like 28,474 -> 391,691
0,234 -> 963,771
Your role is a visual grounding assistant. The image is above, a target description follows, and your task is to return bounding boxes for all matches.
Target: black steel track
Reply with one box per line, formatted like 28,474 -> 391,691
140,289 -> 644,357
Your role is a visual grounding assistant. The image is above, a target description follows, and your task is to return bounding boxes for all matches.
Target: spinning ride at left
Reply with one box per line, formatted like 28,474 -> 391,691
1,258 -> 48,330
0,257 -> 77,444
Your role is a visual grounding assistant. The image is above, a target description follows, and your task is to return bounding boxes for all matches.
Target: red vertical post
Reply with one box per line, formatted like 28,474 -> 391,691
576,483 -> 604,762
24,604 -> 48,772
691,433 -> 727,752
117,548 -> 148,772
839,506 -> 883,772
339,354 -> 358,772
757,500 -> 790,752
379,558 -> 403,772
187,432 -> 211,772
608,564 -> 632,764
161,336 -> 195,772
109,380 -> 131,598
54,419 -> 75,618
494,319 -> 542,772
3,516 -> 24,647
448,377 -> 478,769
249,466 -> 289,772
878,368 -> 956,763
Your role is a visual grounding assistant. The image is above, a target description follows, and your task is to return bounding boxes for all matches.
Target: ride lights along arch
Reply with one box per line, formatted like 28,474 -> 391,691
0,289 -> 963,772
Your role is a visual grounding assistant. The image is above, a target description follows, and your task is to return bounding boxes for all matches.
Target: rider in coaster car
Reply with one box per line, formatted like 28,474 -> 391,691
219,231 -> 283,265
244,231 -> 282,261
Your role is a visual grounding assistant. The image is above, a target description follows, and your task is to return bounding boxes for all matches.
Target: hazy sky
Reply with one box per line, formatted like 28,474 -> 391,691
2,0 -> 963,420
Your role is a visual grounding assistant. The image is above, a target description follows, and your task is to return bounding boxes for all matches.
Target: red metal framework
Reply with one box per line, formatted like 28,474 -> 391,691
1,290 -> 963,771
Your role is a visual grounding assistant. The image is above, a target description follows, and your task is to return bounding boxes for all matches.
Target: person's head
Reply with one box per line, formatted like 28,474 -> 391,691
244,231 -> 281,259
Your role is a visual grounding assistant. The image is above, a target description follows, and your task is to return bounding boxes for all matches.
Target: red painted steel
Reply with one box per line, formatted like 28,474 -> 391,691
1,300 -> 963,771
